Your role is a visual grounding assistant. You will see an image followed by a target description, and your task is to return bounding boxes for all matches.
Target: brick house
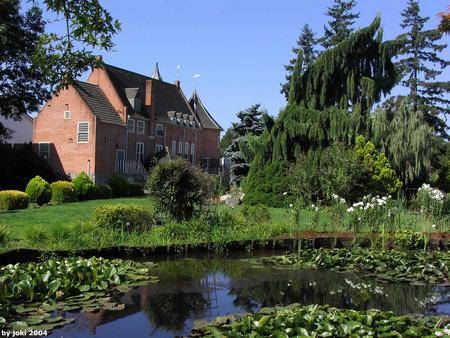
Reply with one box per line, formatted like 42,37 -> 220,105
33,61 -> 223,183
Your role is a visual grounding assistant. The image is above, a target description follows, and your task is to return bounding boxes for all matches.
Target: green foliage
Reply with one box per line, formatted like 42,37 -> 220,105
191,303 -> 450,337
50,181 -> 77,203
146,159 -> 213,220
72,172 -> 95,201
25,176 -> 51,206
107,175 -> 129,197
397,0 -> 449,138
414,184 -> 447,219
94,184 -> 112,199
373,98 -> 434,188
0,144 -> 55,191
239,204 -> 271,225
219,128 -> 236,157
394,229 -> 425,250
211,175 -> 229,196
320,0 -> 360,48
0,257 -> 152,304
354,136 -> 402,195
281,24 -> 318,99
24,225 -> 49,244
127,183 -> 144,196
242,157 -> 291,207
93,204 -> 159,232
0,190 -> 29,211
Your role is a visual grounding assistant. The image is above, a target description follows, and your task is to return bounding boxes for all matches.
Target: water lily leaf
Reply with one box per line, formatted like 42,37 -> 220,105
48,280 -> 61,294
8,321 -> 29,330
0,317 -> 6,324
78,285 -> 90,292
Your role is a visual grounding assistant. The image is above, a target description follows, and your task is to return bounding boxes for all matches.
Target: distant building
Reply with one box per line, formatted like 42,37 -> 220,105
33,61 -> 223,183
0,114 -> 33,144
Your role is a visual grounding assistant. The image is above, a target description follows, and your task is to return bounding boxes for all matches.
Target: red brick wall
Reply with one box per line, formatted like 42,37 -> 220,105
87,67 -> 126,122
33,87 -> 97,178
95,122 -> 125,182
197,128 -> 221,160
163,123 -> 199,162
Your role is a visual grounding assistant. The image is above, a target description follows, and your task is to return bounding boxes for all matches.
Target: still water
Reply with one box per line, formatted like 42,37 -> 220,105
49,253 -> 450,338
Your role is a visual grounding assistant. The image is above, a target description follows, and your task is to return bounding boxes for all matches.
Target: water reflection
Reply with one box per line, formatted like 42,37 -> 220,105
49,256 -> 450,338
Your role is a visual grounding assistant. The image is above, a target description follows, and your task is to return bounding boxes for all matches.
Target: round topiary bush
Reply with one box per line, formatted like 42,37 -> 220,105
146,159 -> 213,220
94,184 -> 113,199
72,172 -> 95,201
0,190 -> 30,210
25,176 -> 52,206
107,175 -> 129,197
50,181 -> 77,203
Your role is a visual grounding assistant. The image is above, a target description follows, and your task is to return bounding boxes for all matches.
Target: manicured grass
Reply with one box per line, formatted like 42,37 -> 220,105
1,197 -> 151,241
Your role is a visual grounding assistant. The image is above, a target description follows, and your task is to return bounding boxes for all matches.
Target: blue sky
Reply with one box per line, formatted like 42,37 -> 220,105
45,0 -> 449,131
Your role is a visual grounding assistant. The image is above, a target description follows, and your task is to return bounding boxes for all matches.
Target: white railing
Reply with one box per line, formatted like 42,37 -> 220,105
115,160 -> 148,180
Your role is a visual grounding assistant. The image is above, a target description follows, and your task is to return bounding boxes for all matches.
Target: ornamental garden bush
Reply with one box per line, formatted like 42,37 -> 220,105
25,176 -> 52,206
146,159 -> 213,220
94,184 -> 113,199
93,204 -> 159,232
0,190 -> 29,210
50,181 -> 77,203
240,204 -> 271,225
72,172 -> 95,201
107,174 -> 129,197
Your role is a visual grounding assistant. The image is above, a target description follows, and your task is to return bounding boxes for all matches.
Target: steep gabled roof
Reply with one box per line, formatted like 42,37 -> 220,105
102,63 -> 150,116
152,79 -> 197,123
75,81 -> 124,125
189,90 -> 223,131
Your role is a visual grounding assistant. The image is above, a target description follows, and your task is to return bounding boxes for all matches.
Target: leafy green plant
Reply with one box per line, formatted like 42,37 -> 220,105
0,223 -> 10,246
24,226 -> 49,246
0,190 -> 29,210
394,229 -> 425,250
239,204 -> 271,225
72,172 -> 95,201
190,303 -> 450,337
127,182 -> 144,196
415,183 -> 446,219
50,181 -> 77,203
94,184 -> 113,199
107,175 -> 129,197
93,204 -> 159,232
146,159 -> 213,220
25,176 -> 52,206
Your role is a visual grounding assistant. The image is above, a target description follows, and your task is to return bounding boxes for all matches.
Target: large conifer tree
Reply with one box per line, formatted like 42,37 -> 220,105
225,104 -> 265,186
320,0 -> 359,49
281,24 -> 318,100
397,0 -> 449,139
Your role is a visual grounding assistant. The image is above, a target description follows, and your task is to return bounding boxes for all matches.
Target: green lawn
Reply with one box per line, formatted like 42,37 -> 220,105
1,197 -> 151,241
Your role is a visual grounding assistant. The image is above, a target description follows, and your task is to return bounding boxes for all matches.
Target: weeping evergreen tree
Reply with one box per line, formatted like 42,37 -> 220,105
281,24 -> 319,99
372,97 -> 434,190
243,17 -> 402,205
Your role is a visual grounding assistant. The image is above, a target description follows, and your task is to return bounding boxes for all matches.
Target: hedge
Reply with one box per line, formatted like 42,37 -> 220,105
0,190 -> 30,211
25,176 -> 52,206
93,204 -> 158,232
50,181 -> 77,203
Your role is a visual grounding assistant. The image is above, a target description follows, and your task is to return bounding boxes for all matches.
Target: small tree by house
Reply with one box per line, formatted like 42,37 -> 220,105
146,159 -> 213,220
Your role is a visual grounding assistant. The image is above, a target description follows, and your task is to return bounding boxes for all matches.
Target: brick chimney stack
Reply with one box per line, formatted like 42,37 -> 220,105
175,80 -> 181,89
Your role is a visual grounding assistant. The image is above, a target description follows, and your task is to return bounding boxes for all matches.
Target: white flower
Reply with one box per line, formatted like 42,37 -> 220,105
332,193 -> 339,200
283,191 -> 288,196
289,204 -> 293,208
435,331 -> 444,337
347,207 -> 354,212
311,204 -> 315,208
376,198 -> 385,205
432,224 -> 436,229
382,196 -> 387,201
315,206 -> 319,212
340,198 -> 346,204
353,202 -> 364,207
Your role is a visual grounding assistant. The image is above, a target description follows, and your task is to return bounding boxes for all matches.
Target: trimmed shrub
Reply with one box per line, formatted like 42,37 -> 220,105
107,175 -> 129,197
146,159 -> 213,220
128,183 -> 144,196
240,204 -> 271,225
72,172 -> 95,201
93,204 -> 158,232
25,176 -> 52,206
94,184 -> 113,199
0,190 -> 29,210
50,181 -> 77,203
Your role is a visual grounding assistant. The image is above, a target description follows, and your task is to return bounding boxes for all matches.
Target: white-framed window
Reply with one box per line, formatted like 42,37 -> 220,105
127,118 -> 135,133
178,141 -> 182,155
155,144 -> 163,152
156,123 -> 164,137
39,142 -> 50,159
136,142 -> 144,163
185,142 -> 189,157
171,140 -> 176,153
64,111 -> 71,119
136,120 -> 145,134
77,122 -> 89,143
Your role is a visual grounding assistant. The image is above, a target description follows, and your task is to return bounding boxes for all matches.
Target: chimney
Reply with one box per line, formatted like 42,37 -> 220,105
175,80 -> 181,89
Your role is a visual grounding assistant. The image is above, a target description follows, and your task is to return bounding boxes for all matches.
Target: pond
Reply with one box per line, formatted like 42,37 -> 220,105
43,252 -> 450,338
